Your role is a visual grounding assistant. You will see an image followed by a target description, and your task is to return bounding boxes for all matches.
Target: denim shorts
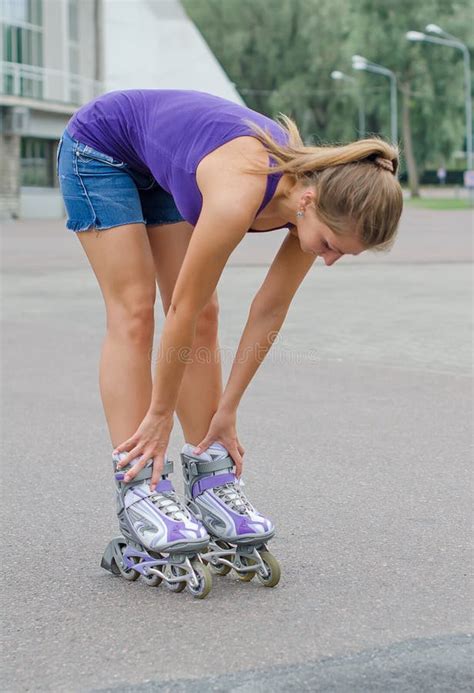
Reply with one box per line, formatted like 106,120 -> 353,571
56,129 -> 185,232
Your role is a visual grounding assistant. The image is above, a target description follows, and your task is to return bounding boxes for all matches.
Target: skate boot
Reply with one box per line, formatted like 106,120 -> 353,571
181,444 -> 280,587
101,452 -> 212,598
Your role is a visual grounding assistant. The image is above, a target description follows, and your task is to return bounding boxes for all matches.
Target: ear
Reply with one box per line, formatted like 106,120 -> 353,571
301,187 -> 317,209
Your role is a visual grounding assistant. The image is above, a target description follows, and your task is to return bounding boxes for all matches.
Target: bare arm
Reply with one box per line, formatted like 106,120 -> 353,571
149,176 -> 266,416
219,230 -> 316,412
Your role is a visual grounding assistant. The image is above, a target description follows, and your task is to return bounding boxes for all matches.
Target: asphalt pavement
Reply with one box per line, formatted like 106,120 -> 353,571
1,206 -> 472,691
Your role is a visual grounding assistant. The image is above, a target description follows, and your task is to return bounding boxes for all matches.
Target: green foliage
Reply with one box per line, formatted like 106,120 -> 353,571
183,0 -> 361,143
182,0 -> 473,172
348,0 -> 472,170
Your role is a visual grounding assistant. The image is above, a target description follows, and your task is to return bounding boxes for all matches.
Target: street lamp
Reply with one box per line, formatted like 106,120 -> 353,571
406,26 -> 472,169
331,70 -> 366,137
351,55 -> 398,145
425,24 -> 444,35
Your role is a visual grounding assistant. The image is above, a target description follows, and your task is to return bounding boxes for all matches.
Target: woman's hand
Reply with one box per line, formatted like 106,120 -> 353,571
193,408 -> 245,477
113,410 -> 174,490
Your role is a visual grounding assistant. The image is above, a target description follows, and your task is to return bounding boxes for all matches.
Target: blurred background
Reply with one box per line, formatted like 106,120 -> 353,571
0,0 -> 472,220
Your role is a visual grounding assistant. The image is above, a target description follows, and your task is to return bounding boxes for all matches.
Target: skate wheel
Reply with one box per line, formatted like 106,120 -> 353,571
257,551 -> 281,588
208,540 -> 232,576
164,564 -> 187,593
116,540 -> 139,582
211,562 -> 232,576
140,572 -> 162,587
140,552 -> 163,586
187,559 -> 212,599
235,555 -> 257,582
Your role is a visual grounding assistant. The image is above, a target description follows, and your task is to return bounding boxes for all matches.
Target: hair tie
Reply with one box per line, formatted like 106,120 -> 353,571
374,157 -> 394,173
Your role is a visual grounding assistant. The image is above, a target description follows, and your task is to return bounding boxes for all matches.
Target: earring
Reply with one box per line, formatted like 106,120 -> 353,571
296,210 -> 305,218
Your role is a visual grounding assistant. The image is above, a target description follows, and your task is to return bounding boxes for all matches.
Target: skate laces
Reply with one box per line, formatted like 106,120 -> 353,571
214,479 -> 254,515
114,453 -> 191,522
148,488 -> 190,521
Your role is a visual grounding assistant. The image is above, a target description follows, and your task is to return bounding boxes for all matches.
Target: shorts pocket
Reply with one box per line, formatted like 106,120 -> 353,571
75,142 -> 126,168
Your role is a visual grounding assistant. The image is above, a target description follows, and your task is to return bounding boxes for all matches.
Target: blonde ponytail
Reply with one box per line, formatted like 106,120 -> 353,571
243,115 -> 403,252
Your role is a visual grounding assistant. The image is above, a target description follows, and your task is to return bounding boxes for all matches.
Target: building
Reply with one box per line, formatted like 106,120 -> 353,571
0,0 -> 243,220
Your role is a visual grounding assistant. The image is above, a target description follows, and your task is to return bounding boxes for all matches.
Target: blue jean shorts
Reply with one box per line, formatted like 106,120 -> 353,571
56,129 -> 185,231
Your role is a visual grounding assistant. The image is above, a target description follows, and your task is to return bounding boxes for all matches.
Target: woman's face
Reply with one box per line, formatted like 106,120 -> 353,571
294,188 -> 366,265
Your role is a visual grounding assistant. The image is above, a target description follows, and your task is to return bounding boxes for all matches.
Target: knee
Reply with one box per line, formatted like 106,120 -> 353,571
107,290 -> 156,347
195,295 -> 219,342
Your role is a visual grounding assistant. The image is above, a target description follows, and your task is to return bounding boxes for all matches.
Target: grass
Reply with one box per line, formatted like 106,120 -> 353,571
406,197 -> 473,210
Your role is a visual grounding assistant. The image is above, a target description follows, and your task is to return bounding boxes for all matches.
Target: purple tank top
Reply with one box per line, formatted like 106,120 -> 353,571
67,89 -> 289,227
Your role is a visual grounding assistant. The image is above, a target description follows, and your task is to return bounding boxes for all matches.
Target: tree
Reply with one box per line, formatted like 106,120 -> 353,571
183,0 -> 473,194
183,0 -> 361,142
347,0 -> 472,195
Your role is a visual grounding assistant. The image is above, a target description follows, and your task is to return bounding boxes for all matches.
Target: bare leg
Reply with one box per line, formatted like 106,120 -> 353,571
76,224 -> 156,448
147,222 -> 222,446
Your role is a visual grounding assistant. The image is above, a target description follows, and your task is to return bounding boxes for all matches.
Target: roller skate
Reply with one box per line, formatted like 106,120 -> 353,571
100,452 -> 212,599
181,444 -> 281,587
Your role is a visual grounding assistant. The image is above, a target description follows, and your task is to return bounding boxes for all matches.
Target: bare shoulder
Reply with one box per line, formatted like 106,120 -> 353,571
198,135 -> 269,177
196,136 -> 268,213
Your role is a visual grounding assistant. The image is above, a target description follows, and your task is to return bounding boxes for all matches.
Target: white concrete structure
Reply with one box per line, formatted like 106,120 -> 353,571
0,0 -> 242,220
103,0 -> 243,103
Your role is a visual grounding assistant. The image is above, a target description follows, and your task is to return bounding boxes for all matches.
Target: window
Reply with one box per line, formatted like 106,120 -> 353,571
68,0 -> 78,42
20,137 -> 57,187
1,0 -> 42,25
68,0 -> 80,103
1,0 -> 43,98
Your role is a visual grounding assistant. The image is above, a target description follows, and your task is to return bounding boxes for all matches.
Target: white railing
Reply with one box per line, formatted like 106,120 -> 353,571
0,61 -> 103,105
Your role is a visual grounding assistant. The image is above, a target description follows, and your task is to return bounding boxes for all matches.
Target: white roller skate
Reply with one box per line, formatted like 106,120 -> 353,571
100,452 -> 212,598
181,444 -> 280,587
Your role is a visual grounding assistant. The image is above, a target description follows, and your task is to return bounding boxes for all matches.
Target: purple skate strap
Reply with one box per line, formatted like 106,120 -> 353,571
154,479 -> 173,493
191,472 -> 236,498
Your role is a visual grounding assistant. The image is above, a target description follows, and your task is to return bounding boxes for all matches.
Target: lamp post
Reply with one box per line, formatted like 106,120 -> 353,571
331,70 -> 366,137
351,55 -> 398,145
406,26 -> 472,169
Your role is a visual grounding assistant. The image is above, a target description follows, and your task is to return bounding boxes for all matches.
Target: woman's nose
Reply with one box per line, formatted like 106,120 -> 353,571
323,252 -> 343,266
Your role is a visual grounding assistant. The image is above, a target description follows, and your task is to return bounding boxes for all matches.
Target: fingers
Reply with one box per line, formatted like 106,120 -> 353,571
114,438 -> 140,469
114,443 -> 155,483
230,445 -> 243,479
193,437 -> 213,456
123,452 -> 149,483
112,411 -> 173,489
193,436 -> 244,478
114,443 -> 163,490
117,447 -> 144,475
150,454 -> 164,491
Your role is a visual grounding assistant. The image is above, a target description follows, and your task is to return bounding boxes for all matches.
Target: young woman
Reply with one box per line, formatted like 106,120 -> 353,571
57,89 -> 402,595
